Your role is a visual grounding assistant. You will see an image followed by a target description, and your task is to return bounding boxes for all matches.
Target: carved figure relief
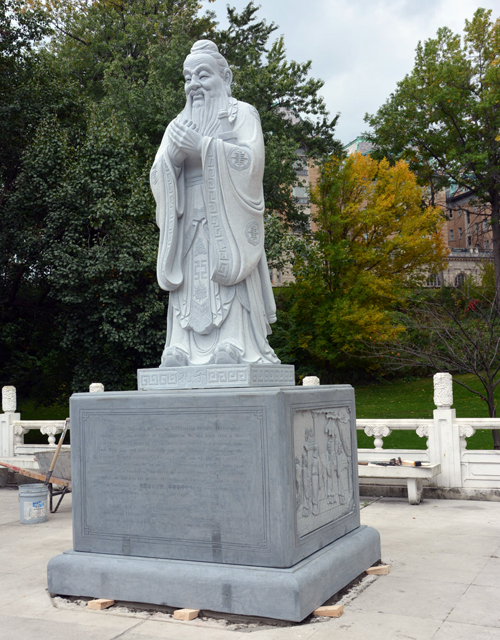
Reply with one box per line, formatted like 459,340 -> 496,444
294,406 -> 354,537
295,457 -> 301,509
326,439 -> 338,505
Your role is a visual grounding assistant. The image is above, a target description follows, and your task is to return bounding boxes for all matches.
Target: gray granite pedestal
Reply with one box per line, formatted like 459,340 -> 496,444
47,384 -> 381,621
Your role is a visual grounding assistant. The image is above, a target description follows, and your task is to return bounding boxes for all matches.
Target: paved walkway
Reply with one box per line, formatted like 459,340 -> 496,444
1,488 -> 499,639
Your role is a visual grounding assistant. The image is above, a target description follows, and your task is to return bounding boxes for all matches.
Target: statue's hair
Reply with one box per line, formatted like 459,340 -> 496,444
188,40 -> 231,81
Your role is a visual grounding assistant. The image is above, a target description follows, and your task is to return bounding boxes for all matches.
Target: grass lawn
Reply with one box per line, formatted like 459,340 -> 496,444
356,373 -> 498,450
16,373 -> 498,449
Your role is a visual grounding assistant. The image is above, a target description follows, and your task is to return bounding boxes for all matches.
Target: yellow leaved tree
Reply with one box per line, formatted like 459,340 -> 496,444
279,152 -> 448,378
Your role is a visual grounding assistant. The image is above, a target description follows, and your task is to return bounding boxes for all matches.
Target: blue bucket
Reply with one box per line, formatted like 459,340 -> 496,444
19,483 -> 48,524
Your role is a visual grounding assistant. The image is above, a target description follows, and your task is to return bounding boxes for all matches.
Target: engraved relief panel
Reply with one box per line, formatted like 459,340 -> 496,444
294,407 -> 355,538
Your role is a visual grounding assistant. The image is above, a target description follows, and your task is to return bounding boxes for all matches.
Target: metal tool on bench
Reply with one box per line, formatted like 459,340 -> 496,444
359,458 -> 430,467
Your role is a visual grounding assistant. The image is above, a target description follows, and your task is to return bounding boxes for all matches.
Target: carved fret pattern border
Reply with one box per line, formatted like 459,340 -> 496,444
205,142 -> 231,283
138,365 -> 295,390
163,157 -> 176,254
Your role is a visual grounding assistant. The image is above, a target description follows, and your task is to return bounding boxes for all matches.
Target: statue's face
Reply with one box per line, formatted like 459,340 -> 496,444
183,53 -> 228,104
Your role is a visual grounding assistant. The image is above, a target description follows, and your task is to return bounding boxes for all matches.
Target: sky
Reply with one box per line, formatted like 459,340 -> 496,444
203,0 -> 500,145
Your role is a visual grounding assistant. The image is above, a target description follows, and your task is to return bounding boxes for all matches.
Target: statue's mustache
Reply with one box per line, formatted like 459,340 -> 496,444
189,89 -> 205,100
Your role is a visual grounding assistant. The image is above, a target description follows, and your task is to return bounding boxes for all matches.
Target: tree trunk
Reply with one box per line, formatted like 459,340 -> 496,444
490,193 -> 500,449
486,384 -> 500,449
490,192 -> 500,303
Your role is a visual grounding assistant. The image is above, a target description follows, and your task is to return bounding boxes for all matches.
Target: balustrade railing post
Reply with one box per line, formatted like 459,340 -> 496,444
302,377 -> 320,387
431,373 -> 462,488
364,424 -> 391,451
1,386 -> 21,458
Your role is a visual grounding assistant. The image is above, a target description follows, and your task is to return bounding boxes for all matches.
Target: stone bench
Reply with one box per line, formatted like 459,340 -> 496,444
358,463 -> 441,504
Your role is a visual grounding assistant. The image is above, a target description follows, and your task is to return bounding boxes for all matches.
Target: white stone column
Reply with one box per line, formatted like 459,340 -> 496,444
0,386 -> 21,458
430,373 -> 462,488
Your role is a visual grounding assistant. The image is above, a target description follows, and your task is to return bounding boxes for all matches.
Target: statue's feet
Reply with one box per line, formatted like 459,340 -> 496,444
210,342 -> 241,365
161,346 -> 188,368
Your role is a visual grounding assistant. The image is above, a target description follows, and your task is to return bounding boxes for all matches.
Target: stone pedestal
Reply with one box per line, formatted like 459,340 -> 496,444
137,363 -> 295,390
48,384 -> 380,620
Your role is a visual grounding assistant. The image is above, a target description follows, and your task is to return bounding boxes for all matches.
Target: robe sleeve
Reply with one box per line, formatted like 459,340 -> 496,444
150,124 -> 185,292
201,102 -> 266,287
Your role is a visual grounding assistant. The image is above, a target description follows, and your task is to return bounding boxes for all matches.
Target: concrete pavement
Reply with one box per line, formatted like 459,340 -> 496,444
1,488 -> 499,639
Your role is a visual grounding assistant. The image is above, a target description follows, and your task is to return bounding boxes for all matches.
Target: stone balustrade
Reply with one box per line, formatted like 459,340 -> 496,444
2,376 -> 500,491
355,373 -> 500,492
0,383 -> 103,470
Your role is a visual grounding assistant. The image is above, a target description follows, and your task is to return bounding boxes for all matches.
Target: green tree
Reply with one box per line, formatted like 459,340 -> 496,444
378,272 -> 500,448
2,1 -> 340,400
213,2 -> 340,230
277,153 -> 448,381
365,8 -> 500,294
43,0 -> 340,229
1,110 -> 166,399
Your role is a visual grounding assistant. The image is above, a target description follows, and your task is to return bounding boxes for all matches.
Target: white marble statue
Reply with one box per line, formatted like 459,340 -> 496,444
151,40 -> 279,367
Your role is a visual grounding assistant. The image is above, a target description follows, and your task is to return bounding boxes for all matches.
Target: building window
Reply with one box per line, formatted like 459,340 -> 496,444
459,228 -> 463,238
467,236 -> 472,247
455,273 -> 466,287
448,210 -> 453,219
483,220 -> 489,231
466,212 -> 471,224
293,159 -> 308,176
485,240 -> 490,251
449,229 -> 454,241
427,274 -> 441,287
475,223 -> 479,234
293,186 -> 309,205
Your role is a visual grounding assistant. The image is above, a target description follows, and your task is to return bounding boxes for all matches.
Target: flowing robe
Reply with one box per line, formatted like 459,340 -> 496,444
150,100 -> 278,365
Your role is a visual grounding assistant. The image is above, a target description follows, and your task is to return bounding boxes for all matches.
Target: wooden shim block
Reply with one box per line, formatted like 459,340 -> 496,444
313,604 -> 344,618
366,564 -> 391,575
173,608 -> 200,621
87,598 -> 115,610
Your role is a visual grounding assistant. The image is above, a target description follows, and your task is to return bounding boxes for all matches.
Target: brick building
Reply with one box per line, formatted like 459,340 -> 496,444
270,136 -> 494,289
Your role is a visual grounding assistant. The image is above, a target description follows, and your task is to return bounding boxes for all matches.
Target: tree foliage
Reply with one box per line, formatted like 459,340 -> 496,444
275,153 -> 448,380
365,8 -> 500,292
1,111 -> 166,401
1,0 -> 340,400
377,270 -> 500,448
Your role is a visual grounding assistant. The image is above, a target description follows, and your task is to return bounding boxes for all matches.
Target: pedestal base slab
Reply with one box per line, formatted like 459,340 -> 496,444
48,525 -> 380,622
137,364 -> 295,390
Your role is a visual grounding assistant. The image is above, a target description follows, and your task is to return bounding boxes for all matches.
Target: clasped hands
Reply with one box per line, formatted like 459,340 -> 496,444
168,118 -> 202,165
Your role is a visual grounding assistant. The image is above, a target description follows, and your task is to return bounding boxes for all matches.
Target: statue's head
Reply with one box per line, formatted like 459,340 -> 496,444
183,40 -> 232,103
182,40 -> 232,135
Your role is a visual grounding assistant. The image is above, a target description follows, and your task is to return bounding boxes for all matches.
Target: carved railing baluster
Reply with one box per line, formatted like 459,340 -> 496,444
363,424 -> 391,451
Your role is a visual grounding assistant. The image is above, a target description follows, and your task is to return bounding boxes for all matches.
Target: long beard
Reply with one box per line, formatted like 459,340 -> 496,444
183,91 -> 229,136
